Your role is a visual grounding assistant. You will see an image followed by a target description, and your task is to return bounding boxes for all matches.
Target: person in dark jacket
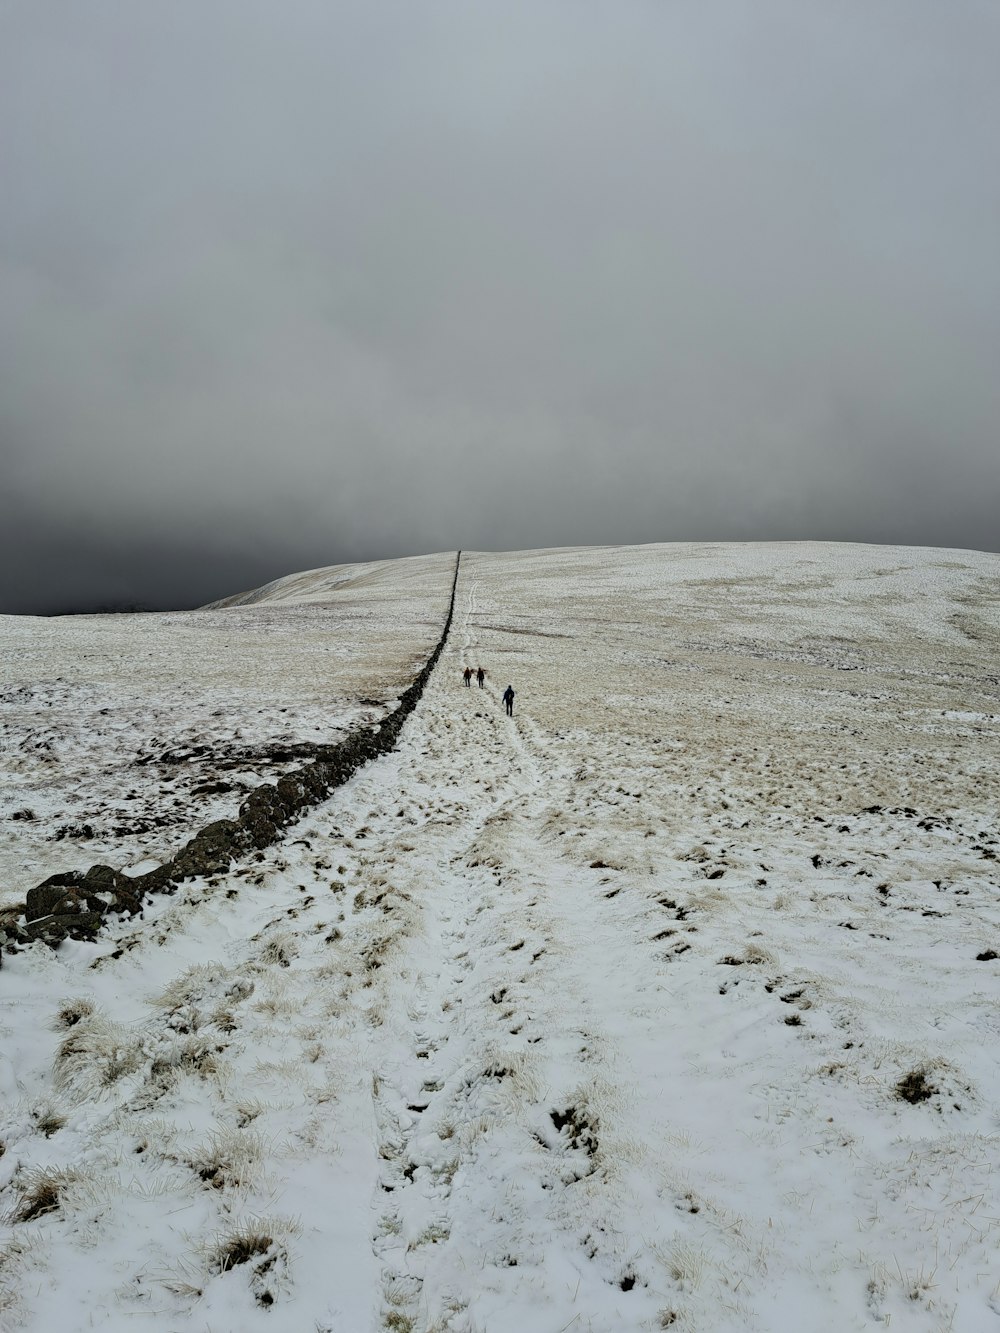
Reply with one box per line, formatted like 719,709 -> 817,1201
476,667 -> 486,688
463,667 -> 472,687
502,684 -> 515,716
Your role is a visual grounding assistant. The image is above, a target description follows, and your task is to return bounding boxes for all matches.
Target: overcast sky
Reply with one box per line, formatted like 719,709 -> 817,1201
2,0 -> 998,612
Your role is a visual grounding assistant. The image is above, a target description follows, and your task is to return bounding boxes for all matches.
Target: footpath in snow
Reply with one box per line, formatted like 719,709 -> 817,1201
1,543 -> 999,1332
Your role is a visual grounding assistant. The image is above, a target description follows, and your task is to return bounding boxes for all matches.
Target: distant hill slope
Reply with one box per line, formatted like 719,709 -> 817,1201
1,551 -> 456,902
203,550 -> 455,608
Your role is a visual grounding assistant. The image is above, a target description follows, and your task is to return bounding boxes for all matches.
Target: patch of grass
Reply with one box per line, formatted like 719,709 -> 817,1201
896,1069 -> 936,1104
213,1227 -> 273,1271
664,1240 -> 707,1291
8,1169 -> 77,1224
408,1222 -> 450,1250
149,1035 -> 221,1091
203,1213 -> 296,1302
235,1099 -> 269,1127
32,1107 -> 66,1138
185,1129 -> 264,1192
384,1314 -> 415,1332
53,998 -> 94,1029
14,1181 -> 60,1223
210,1007 -> 237,1032
260,934 -> 298,968
55,1014 -> 144,1098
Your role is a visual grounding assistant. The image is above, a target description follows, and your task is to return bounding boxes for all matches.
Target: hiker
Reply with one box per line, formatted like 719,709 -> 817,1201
476,667 -> 486,688
463,667 -> 472,687
502,684 -> 515,716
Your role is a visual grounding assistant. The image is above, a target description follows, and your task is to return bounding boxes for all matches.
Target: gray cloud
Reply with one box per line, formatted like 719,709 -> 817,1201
2,0 -> 998,611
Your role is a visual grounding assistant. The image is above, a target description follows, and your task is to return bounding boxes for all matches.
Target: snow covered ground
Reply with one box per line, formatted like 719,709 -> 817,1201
0,554 -> 453,905
1,542 -> 999,1332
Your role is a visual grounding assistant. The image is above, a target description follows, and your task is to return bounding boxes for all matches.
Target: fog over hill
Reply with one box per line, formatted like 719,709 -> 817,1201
4,3 -> 1000,614
1,543 -> 999,1331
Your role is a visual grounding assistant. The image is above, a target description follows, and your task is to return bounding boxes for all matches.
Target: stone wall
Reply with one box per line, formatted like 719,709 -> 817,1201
0,553 -> 460,958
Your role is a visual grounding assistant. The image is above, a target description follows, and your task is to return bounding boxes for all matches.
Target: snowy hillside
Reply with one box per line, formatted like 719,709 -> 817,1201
1,542 -> 999,1332
0,553 -> 454,906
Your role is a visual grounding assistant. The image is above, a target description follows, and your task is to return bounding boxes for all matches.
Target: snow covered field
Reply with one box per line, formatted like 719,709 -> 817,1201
0,554 -> 453,905
1,542 -> 999,1332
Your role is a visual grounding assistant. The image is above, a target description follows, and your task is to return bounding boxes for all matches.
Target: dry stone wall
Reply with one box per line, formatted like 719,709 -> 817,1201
1,553 -> 461,958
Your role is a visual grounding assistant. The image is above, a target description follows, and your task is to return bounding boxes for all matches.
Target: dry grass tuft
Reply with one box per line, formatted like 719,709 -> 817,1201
212,1226 -> 273,1271
185,1128 -> 265,1193
259,933 -> 298,968
55,1012 -> 144,1099
896,1068 -> 936,1103
7,1168 -> 78,1224
52,998 -> 94,1030
32,1106 -> 66,1138
204,1214 -> 296,1308
148,1036 -> 221,1091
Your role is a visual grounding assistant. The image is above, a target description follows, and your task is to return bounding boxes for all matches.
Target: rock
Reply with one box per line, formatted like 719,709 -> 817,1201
240,786 -> 285,848
170,819 -> 245,880
23,874 -> 111,945
275,774 -> 309,815
81,864 -> 144,917
131,864 -> 173,897
0,906 -> 30,957
26,909 -> 104,945
26,874 -> 103,922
